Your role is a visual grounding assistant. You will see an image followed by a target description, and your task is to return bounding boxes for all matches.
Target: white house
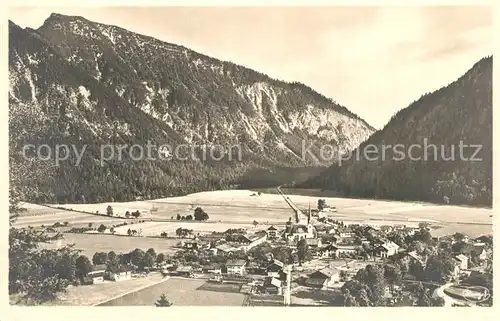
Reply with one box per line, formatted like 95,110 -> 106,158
266,226 -> 278,239
86,264 -> 107,284
226,260 -> 247,275
266,260 -> 284,278
306,267 -> 340,289
108,266 -> 133,281
242,233 -> 268,251
454,254 -> 469,270
319,244 -> 357,258
376,241 -> 400,258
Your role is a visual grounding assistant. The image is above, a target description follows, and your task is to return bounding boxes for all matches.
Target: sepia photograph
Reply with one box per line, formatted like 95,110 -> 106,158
7,4 -> 493,308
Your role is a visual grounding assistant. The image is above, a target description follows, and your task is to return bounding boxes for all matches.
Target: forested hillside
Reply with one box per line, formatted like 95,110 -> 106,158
304,56 -> 492,206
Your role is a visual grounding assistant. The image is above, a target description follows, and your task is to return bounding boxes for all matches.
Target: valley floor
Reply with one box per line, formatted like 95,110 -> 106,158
11,188 -> 492,307
15,189 -> 492,238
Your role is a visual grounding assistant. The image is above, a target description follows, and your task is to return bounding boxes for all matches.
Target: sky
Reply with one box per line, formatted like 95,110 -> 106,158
8,6 -> 492,129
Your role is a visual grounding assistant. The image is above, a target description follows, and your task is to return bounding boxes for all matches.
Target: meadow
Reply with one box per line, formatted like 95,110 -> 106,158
39,233 -> 183,258
98,277 -> 247,306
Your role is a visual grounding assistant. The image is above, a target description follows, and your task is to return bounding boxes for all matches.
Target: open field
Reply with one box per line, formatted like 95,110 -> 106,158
44,273 -> 169,306
44,201 -> 155,218
98,277 -> 247,306
12,204 -> 126,228
18,189 -> 492,238
151,190 -> 492,227
39,233 -> 183,257
111,221 -> 255,237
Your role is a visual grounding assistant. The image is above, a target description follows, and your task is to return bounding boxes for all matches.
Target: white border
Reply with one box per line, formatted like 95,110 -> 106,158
1,1 -> 497,320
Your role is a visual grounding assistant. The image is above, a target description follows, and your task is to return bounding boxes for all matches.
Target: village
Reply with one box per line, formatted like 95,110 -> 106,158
33,190 -> 492,307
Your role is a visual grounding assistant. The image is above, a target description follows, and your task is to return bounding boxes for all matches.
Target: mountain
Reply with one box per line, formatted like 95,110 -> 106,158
304,56 -> 492,206
8,14 -> 374,203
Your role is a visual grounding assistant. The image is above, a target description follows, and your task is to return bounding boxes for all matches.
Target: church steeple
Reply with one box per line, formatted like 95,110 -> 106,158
307,201 -> 311,224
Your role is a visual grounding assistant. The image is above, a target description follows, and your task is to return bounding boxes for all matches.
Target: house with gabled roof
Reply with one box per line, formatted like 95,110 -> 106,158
319,243 -> 357,258
175,265 -> 193,277
83,264 -> 107,284
406,251 -> 425,267
266,226 -> 278,239
108,265 -> 134,281
454,254 -> 468,270
338,227 -> 354,238
376,241 -> 400,258
216,243 -> 238,254
471,244 -> 488,261
266,259 -> 284,278
262,277 -> 282,294
306,267 -> 340,289
202,263 -> 222,275
306,238 -> 322,248
226,260 -> 247,275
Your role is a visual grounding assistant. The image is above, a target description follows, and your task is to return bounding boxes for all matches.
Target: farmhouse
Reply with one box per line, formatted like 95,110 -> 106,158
380,225 -> 394,233
472,244 -> 488,261
376,241 -> 400,258
319,244 -> 357,258
225,233 -> 267,251
85,264 -> 107,284
266,226 -> 278,239
199,234 -> 225,243
216,244 -> 238,254
226,260 -> 247,275
402,227 -> 417,236
262,277 -> 282,295
474,235 -> 492,245
202,263 -> 222,274
242,233 -> 268,251
454,254 -> 469,270
246,261 -> 264,274
181,240 -> 199,250
108,266 -> 133,281
266,259 -> 284,278
338,227 -> 354,238
174,265 -> 193,277
405,251 -> 425,267
306,267 -> 340,289
337,236 -> 357,246
360,237 -> 370,245
305,238 -> 322,248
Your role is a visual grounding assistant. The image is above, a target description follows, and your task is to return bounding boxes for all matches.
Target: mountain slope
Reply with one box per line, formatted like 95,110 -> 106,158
9,15 -> 374,203
304,56 -> 492,206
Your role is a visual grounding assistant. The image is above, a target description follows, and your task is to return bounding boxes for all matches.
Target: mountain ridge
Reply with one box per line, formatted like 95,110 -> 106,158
34,13 -> 374,127
9,15 -> 374,203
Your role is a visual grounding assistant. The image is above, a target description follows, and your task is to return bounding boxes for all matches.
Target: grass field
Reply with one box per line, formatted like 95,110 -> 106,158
98,277 -> 247,306
13,203 -> 126,228
111,221 -> 256,237
151,189 -> 492,226
17,189 -> 492,238
39,233 -> 183,257
43,273 -> 169,306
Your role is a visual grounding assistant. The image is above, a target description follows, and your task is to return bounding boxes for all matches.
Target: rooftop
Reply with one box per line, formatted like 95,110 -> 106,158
309,267 -> 339,278
264,277 -> 282,288
226,259 -> 247,267
93,264 -> 107,272
267,259 -> 284,268
176,266 -> 193,273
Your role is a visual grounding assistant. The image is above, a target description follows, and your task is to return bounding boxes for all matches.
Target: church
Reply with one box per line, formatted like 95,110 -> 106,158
284,203 -> 317,243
